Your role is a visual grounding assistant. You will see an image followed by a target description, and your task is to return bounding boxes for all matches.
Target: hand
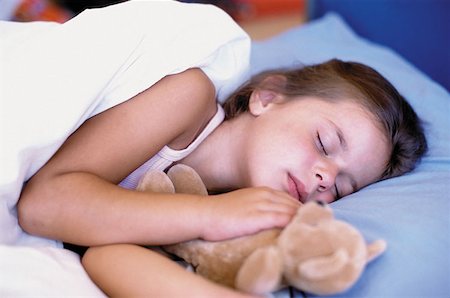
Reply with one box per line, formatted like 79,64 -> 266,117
200,187 -> 301,241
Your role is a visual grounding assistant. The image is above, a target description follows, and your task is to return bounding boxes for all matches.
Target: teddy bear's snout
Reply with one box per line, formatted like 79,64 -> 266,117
313,200 -> 326,207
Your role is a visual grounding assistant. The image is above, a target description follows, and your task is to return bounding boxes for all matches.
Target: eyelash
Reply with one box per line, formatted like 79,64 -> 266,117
317,132 -> 341,200
317,132 -> 328,155
334,185 -> 341,200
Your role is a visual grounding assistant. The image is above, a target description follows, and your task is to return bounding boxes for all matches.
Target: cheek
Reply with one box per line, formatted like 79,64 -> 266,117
243,137 -> 280,187
244,138 -> 293,188
296,143 -> 317,170
251,143 -> 317,190
244,120 -> 317,189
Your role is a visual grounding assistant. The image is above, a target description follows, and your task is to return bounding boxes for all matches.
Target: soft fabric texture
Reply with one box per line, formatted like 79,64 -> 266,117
250,13 -> 449,298
0,0 -> 249,296
0,244 -> 105,297
0,0 -> 249,246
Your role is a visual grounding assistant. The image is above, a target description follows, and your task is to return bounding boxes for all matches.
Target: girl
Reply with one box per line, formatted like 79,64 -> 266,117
18,60 -> 427,296
14,2 -> 426,298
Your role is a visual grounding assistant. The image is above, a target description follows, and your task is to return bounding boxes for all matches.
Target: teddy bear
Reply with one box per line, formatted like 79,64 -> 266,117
137,164 -> 387,296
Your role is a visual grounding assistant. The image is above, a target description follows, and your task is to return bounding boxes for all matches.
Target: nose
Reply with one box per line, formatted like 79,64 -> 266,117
314,162 -> 338,192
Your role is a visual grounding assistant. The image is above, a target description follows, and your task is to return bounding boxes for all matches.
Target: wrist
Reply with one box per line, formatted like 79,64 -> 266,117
196,196 -> 217,241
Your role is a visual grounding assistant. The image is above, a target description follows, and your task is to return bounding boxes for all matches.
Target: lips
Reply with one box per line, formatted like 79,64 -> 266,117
288,173 -> 307,203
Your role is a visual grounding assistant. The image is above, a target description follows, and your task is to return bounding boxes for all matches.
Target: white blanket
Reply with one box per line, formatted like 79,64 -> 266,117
0,0 -> 249,295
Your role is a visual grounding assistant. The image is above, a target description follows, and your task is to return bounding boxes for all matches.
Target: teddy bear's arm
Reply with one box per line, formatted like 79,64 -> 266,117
235,246 -> 283,295
298,248 -> 349,280
366,239 -> 387,263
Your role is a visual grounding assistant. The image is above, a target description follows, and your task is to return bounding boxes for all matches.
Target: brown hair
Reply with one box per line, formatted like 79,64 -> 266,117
223,59 -> 427,180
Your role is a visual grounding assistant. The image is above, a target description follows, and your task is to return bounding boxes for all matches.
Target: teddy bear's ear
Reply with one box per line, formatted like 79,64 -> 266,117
235,246 -> 283,295
167,164 -> 208,195
137,169 -> 175,193
298,248 -> 349,280
366,239 -> 387,263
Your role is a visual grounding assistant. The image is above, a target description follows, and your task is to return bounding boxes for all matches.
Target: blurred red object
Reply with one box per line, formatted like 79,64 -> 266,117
231,0 -> 305,21
13,0 -> 73,23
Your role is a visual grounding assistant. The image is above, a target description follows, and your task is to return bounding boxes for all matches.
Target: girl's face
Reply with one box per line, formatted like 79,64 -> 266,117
242,92 -> 390,203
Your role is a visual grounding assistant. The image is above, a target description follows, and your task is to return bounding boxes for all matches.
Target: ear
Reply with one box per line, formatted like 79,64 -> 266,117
248,75 -> 286,116
167,164 -> 208,195
298,249 -> 349,280
137,169 -> 175,193
366,239 -> 387,263
235,246 -> 283,295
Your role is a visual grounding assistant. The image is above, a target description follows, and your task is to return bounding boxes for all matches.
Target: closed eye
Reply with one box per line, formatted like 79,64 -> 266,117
334,184 -> 341,201
317,132 -> 328,155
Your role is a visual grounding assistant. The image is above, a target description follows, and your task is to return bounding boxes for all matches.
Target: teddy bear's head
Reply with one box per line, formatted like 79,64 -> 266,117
279,202 -> 385,295
235,201 -> 386,295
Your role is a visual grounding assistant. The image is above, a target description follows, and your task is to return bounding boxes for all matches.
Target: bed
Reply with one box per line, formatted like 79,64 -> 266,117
1,2 -> 449,297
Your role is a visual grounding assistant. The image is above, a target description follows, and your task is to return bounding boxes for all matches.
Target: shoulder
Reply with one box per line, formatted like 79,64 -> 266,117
135,67 -> 216,117
162,68 -> 216,120
174,68 -> 216,101
29,68 -> 218,183
175,68 -> 218,146
155,68 -> 217,149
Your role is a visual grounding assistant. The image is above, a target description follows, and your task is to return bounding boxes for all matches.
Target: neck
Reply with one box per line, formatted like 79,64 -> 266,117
179,113 -> 252,193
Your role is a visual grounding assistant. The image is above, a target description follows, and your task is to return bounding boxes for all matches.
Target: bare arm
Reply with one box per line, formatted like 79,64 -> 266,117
18,68 -> 299,247
18,68 -> 219,246
82,244 -> 256,298
17,68 -> 298,297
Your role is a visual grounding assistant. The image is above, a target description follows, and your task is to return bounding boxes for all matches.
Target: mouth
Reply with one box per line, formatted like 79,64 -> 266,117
287,173 -> 307,203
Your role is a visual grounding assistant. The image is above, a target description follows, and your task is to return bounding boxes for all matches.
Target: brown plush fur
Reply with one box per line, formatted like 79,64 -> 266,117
137,164 -> 386,296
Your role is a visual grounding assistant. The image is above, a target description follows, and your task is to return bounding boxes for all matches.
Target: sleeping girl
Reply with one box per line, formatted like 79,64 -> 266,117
14,1 -> 426,297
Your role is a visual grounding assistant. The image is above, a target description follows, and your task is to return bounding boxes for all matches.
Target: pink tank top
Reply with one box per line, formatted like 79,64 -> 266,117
119,104 -> 224,189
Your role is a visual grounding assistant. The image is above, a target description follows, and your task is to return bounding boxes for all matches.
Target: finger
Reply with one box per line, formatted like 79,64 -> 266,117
275,189 -> 303,202
255,196 -> 301,217
257,202 -> 298,216
252,210 -> 295,230
248,187 -> 299,203
265,190 -> 302,207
